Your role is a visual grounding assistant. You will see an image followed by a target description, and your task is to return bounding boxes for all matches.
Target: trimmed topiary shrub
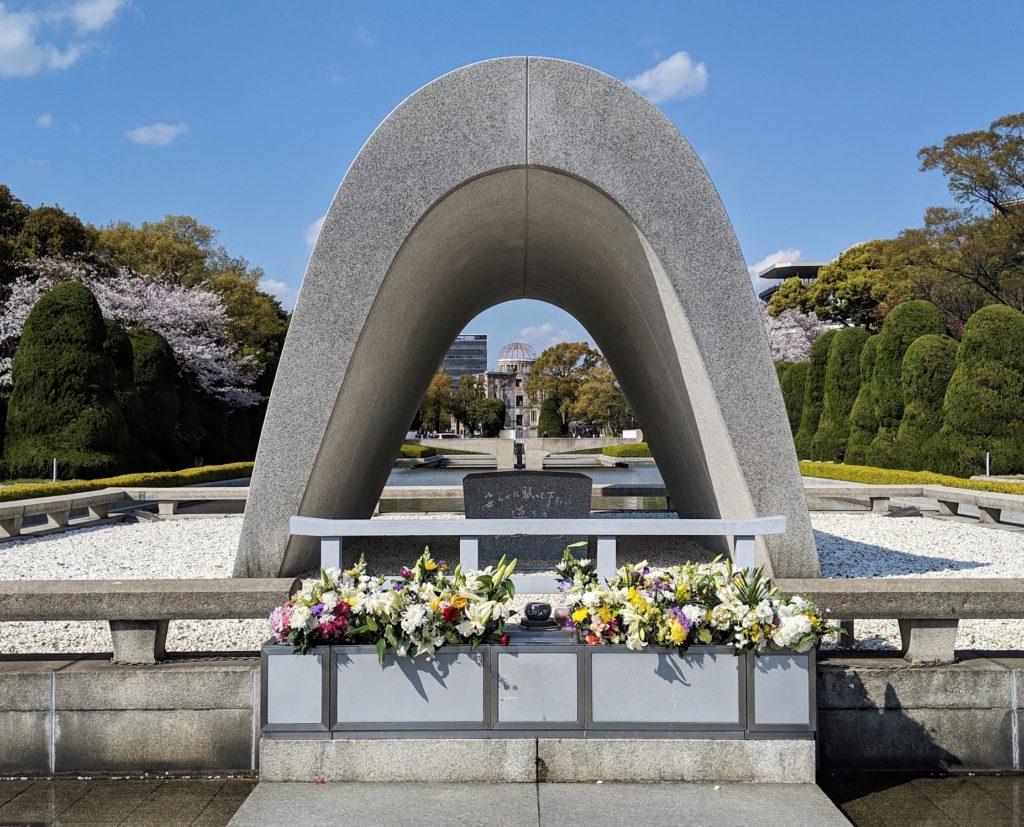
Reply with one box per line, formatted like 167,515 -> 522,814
603,442 -> 652,458
893,334 -> 958,471
400,444 -> 436,459
779,361 -> 809,435
103,319 -> 134,393
774,361 -> 792,382
793,330 -> 836,458
127,327 -> 187,470
2,281 -> 129,479
799,460 -> 1024,496
866,300 -> 945,468
810,327 -> 869,462
934,305 -> 1024,477
845,335 -> 880,465
537,397 -> 564,437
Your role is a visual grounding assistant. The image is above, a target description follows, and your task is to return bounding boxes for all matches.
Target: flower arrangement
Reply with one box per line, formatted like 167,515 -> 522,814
269,548 -> 517,661
556,548 -> 839,653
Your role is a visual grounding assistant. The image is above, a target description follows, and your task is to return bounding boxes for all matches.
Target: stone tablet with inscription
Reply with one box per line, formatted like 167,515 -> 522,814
462,471 -> 592,564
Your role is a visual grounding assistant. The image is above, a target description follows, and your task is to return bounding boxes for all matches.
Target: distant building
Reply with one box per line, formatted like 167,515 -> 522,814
480,342 -> 541,437
442,334 -> 487,376
757,261 -> 826,302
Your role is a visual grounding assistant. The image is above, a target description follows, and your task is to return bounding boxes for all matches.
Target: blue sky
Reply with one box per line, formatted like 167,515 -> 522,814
2,1 -> 1022,368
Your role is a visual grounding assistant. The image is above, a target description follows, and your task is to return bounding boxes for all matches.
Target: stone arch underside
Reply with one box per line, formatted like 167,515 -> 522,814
236,57 -> 817,579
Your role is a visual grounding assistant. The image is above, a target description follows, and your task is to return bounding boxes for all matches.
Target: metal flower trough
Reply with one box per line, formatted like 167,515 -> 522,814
262,633 -> 815,737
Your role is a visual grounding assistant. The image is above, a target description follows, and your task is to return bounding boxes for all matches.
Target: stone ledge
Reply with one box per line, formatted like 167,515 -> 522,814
260,738 -> 815,783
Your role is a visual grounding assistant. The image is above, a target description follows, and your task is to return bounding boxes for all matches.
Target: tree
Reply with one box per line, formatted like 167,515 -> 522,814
909,113 -> 1024,319
525,342 -> 604,422
420,371 -> 453,433
0,185 -> 30,286
537,397 -> 564,437
759,299 -> 824,362
810,327 -> 869,462
16,205 -> 94,261
126,327 -> 187,470
779,361 -> 809,436
2,281 -> 128,478
768,240 -> 913,330
472,397 -> 505,437
934,305 -> 1024,476
844,335 -> 880,465
450,376 -> 484,434
866,300 -> 945,467
574,371 -> 634,435
793,330 -> 836,458
893,334 -> 958,471
96,216 -> 214,287
1,258 -> 260,406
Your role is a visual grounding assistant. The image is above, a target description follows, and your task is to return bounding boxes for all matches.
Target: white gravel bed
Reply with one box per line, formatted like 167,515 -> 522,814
1,511 -> 1022,655
814,513 -> 1024,651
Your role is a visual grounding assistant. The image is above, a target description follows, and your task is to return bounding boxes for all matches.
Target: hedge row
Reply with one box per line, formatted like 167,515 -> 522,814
0,462 -> 255,503
603,442 -> 652,457
799,460 -> 1024,497
399,444 -> 437,459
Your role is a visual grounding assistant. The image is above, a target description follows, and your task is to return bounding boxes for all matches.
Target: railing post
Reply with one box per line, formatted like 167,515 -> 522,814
733,535 -> 756,571
459,537 -> 479,570
596,536 -> 616,584
321,536 -> 342,570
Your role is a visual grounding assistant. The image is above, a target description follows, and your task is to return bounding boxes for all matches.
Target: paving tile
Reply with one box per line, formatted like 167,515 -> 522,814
127,780 -> 222,824
0,779 -> 33,807
0,779 -> 93,822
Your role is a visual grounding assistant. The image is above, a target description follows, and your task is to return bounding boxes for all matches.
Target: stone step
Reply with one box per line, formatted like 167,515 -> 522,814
259,737 -> 816,784
229,781 -> 848,826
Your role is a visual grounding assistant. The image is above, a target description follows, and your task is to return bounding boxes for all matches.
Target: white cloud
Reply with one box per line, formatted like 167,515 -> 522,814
330,73 -> 345,86
64,0 -> 126,35
260,277 -> 297,310
519,322 -> 579,350
124,120 -> 189,147
35,112 -> 52,128
352,26 -> 373,46
747,248 -> 802,281
0,0 -> 126,79
304,214 -> 326,247
626,50 -> 708,104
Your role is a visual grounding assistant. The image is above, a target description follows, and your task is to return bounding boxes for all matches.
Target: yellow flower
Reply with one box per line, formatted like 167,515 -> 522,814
430,598 -> 440,611
698,628 -> 713,644
451,596 -> 468,609
675,585 -> 691,600
572,608 -> 589,623
597,606 -> 614,624
668,619 -> 687,645
424,560 -> 437,571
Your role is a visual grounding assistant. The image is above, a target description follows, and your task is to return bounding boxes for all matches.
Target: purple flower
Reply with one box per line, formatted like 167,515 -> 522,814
311,604 -> 325,617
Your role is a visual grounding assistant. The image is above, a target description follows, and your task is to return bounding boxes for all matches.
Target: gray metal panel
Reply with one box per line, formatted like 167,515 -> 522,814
589,650 -> 741,725
496,652 -> 578,724
748,651 -> 815,731
334,650 -> 486,724
262,647 -> 329,730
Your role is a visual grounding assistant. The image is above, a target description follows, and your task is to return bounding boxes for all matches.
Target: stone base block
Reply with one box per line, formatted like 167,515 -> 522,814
537,738 -> 815,783
260,737 -> 815,783
260,738 -> 537,783
898,619 -> 958,663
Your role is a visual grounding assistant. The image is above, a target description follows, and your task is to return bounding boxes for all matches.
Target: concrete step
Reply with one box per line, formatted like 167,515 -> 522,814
229,781 -> 848,826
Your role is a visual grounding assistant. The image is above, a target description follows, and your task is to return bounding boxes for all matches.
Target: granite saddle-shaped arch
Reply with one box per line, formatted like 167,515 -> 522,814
236,57 -> 817,578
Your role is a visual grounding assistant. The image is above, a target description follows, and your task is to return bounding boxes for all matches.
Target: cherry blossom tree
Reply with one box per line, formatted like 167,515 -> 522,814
0,257 -> 260,406
759,299 -> 826,363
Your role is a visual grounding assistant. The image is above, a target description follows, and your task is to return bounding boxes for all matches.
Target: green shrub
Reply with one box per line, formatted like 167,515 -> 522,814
866,300 -> 945,467
2,281 -> 129,479
892,334 -> 958,471
537,397 -> 564,437
845,336 -> 880,465
603,442 -> 652,458
103,319 -> 134,393
399,444 -> 436,459
779,361 -> 809,435
810,327 -> 869,462
0,461 -> 254,502
934,305 -> 1024,476
793,330 -> 836,458
0,395 -> 6,462
799,460 -> 1024,497
774,361 -> 792,382
127,328 -> 187,470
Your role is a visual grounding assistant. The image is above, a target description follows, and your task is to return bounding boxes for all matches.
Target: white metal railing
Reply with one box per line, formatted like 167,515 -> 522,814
289,516 -> 786,594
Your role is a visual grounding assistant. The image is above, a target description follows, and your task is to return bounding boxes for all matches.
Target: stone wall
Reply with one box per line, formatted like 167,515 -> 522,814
818,654 -> 1023,772
0,656 -> 258,775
